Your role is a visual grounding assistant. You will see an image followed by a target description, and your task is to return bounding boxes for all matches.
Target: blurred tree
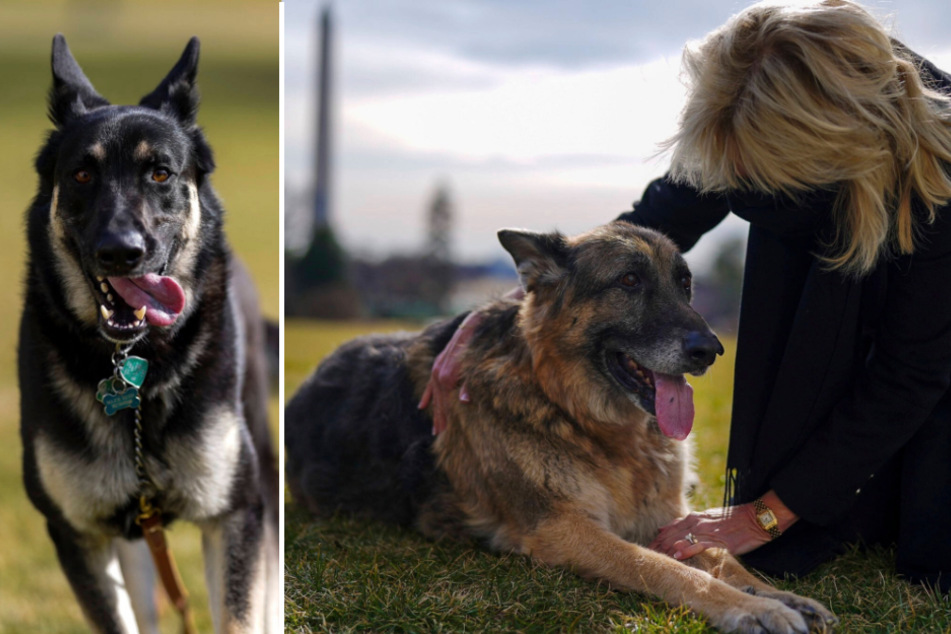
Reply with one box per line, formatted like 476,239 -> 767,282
295,225 -> 346,287
286,226 -> 361,318
421,181 -> 455,314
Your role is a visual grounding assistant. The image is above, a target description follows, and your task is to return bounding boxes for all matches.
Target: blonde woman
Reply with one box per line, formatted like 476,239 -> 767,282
423,0 -> 951,592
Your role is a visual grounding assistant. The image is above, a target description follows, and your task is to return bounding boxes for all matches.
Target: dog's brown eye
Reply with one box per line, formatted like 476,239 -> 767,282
682,275 -> 692,293
74,170 -> 92,184
151,169 -> 170,183
620,272 -> 640,287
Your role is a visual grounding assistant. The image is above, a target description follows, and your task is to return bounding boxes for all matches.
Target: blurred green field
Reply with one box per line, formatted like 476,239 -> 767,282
285,321 -> 951,632
0,2 -> 277,632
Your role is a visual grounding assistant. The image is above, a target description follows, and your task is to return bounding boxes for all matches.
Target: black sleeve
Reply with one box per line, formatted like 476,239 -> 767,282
891,41 -> 951,92
616,175 -> 730,253
771,206 -> 951,524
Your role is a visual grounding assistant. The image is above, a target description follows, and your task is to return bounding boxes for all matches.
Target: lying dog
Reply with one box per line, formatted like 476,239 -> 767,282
19,36 -> 279,633
286,222 -> 836,633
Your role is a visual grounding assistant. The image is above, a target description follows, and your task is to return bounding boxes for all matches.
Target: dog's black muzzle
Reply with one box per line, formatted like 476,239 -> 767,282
682,330 -> 724,370
95,229 -> 146,276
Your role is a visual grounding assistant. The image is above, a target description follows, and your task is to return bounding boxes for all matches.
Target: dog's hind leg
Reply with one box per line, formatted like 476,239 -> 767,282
116,538 -> 160,634
201,504 -> 267,634
233,262 -> 281,632
47,522 -> 140,634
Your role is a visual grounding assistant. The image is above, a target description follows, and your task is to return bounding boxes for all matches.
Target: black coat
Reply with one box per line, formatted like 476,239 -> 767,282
617,60 -> 951,592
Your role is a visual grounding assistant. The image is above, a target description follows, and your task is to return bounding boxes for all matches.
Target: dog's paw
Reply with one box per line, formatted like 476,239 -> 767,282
750,589 -> 838,633
716,595 -> 809,634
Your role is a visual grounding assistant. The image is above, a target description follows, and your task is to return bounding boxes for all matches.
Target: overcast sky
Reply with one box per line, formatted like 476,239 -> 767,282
284,0 -> 951,267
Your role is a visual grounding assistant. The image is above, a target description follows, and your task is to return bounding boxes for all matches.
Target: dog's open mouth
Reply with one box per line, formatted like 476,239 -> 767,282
608,351 -> 695,441
93,274 -> 186,341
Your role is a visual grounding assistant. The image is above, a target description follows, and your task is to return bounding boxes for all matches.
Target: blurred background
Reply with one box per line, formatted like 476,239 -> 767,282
284,0 -> 951,333
0,1 -> 277,631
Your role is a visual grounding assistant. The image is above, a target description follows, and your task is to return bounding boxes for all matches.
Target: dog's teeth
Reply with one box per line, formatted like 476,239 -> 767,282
134,306 -> 147,321
100,305 -> 114,321
107,294 -> 114,302
100,282 -> 109,293
96,276 -> 104,282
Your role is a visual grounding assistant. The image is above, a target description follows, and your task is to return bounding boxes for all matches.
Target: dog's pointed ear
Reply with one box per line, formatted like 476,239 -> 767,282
139,37 -> 200,125
498,229 -> 570,292
49,34 -> 110,127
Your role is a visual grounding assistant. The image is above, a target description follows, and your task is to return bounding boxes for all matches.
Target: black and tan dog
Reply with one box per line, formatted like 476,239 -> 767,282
286,222 -> 837,633
19,36 -> 279,633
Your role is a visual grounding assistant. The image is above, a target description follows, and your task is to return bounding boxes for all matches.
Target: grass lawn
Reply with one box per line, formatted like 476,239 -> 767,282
0,2 -> 277,632
284,320 -> 951,633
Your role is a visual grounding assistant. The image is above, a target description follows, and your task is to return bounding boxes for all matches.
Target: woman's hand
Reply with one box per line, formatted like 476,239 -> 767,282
649,490 -> 798,560
418,311 -> 482,435
419,287 -> 525,435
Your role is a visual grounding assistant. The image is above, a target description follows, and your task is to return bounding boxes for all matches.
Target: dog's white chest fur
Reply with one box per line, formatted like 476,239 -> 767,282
591,435 -> 696,546
38,359 -> 243,534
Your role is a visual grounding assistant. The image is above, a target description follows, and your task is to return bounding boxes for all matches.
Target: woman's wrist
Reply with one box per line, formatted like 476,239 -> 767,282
758,489 -> 799,533
503,285 -> 525,301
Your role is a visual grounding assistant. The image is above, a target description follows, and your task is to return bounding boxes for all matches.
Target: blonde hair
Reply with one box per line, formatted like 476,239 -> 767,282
667,0 -> 951,274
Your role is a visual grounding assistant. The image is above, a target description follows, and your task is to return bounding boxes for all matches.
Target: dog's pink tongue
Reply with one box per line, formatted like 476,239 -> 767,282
654,374 -> 694,440
108,274 -> 186,327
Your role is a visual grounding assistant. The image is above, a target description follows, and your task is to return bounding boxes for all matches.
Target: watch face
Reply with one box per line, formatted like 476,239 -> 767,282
757,509 -> 777,529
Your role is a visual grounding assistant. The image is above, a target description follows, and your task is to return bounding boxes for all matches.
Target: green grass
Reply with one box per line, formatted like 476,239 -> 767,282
0,2 -> 277,632
285,321 -> 951,633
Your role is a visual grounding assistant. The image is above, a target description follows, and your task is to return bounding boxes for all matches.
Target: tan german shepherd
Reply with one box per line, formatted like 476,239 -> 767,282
285,221 -> 835,633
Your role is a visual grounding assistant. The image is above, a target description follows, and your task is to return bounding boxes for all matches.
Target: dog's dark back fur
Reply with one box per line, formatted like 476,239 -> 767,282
286,313 -> 467,524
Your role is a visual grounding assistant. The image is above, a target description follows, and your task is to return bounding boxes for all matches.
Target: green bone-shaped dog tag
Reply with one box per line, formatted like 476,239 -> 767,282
103,387 -> 141,415
119,356 -> 149,388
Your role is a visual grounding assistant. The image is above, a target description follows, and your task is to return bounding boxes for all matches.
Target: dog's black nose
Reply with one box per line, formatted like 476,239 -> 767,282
95,231 -> 145,273
683,331 -> 724,367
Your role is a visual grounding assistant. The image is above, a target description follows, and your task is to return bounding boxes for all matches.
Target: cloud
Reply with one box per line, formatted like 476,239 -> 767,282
306,0 -> 728,70
286,0 -> 951,263
343,56 -> 685,167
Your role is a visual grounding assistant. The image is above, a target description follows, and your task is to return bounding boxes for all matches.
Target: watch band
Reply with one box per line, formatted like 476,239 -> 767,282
753,497 -> 782,539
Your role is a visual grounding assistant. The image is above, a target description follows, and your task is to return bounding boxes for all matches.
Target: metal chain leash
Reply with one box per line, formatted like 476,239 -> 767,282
100,342 -> 194,633
105,343 -> 157,520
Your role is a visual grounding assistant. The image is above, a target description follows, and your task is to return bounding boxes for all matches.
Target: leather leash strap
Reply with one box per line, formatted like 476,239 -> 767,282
103,344 -> 196,633
140,513 -> 198,634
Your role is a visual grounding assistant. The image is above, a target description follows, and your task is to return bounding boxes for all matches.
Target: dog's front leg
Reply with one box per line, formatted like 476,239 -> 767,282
115,538 -> 160,634
688,550 -> 837,632
47,521 -> 141,634
201,503 -> 267,634
523,512 -> 809,634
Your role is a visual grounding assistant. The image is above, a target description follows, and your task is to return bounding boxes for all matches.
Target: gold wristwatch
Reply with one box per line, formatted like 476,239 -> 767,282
753,497 -> 782,539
